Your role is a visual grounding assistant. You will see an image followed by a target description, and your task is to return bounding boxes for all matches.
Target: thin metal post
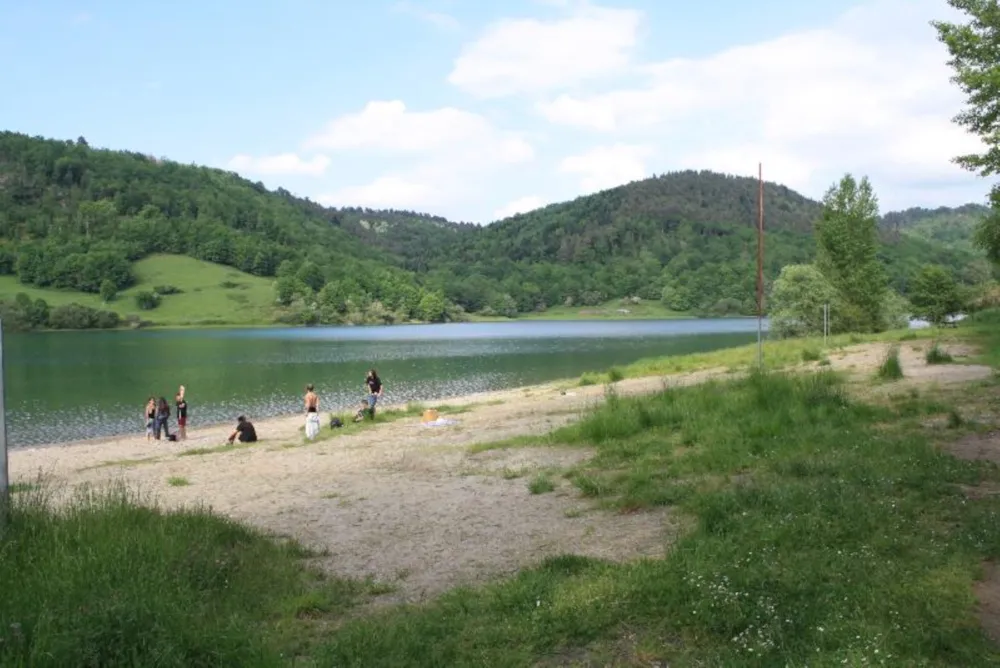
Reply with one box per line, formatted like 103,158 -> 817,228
0,318 -> 8,529
756,163 -> 764,368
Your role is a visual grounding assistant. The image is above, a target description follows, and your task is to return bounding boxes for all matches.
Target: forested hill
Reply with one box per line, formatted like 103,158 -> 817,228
405,172 -> 988,316
0,131 -> 454,323
0,131 -> 990,323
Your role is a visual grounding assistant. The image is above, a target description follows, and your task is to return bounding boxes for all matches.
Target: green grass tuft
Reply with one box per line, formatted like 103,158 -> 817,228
801,347 -> 821,362
926,342 -> 954,365
527,473 -> 556,494
166,476 -> 190,487
876,344 -> 904,381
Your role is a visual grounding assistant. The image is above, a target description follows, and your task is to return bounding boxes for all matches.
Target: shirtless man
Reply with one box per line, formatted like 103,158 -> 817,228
304,384 -> 320,440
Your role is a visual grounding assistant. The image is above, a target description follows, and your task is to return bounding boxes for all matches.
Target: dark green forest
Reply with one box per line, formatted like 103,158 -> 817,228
0,131 -> 989,326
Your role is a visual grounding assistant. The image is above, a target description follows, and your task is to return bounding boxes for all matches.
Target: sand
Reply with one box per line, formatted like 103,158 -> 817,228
8,341 -> 991,602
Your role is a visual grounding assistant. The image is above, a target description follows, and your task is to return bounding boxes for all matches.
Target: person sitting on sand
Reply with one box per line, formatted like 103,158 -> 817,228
144,397 -> 156,440
364,368 -> 384,418
227,415 -> 257,444
175,385 -> 188,441
304,384 -> 320,440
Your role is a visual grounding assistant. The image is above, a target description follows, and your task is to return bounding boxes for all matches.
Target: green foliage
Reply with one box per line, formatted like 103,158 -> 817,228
153,284 -> 182,295
0,132 -> 454,322
0,291 -> 118,331
876,345 -> 904,381
527,474 -> 555,495
815,174 -> 887,332
910,265 -> 966,325
934,5 -> 1000,264
99,279 -> 117,303
0,483 -> 380,666
769,264 -> 838,337
134,291 -> 160,310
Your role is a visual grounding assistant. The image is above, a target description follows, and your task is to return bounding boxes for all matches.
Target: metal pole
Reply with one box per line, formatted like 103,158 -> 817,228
756,163 -> 764,368
0,318 -> 8,529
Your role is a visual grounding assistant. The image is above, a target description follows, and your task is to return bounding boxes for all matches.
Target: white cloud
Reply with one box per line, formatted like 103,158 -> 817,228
317,176 -> 437,209
227,153 -> 330,176
493,195 -> 546,219
391,1 -> 460,30
536,0 -> 987,209
448,3 -> 641,97
304,100 -> 533,163
559,143 -> 651,192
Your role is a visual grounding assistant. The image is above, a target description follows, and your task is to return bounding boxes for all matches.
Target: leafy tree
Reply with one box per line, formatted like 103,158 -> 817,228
934,5 -> 1000,263
418,292 -> 447,323
910,265 -> 965,325
296,261 -> 326,292
768,264 -> 838,338
274,277 -> 300,307
100,279 -> 117,303
815,174 -> 887,332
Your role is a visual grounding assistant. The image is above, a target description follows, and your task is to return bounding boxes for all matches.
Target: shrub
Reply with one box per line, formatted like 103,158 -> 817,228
801,348 -> 821,362
134,291 -> 161,310
607,367 -> 624,383
153,284 -> 182,295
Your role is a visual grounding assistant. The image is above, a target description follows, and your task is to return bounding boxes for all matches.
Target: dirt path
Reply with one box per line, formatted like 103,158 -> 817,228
8,340 -> 991,602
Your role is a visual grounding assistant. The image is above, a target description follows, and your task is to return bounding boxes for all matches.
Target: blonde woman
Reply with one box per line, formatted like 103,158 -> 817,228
304,384 -> 320,440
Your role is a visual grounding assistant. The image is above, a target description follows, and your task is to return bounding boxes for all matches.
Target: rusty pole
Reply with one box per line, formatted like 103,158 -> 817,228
756,163 -> 764,368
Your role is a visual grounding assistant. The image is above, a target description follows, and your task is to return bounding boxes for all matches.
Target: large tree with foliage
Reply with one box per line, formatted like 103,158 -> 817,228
934,3 -> 1000,263
910,265 -> 966,325
814,174 -> 887,332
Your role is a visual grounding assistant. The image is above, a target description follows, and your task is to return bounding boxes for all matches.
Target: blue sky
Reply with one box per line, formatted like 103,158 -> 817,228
0,0 -> 989,222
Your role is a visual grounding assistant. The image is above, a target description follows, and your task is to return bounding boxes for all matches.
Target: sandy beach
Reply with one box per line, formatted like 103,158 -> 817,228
8,341 -> 991,602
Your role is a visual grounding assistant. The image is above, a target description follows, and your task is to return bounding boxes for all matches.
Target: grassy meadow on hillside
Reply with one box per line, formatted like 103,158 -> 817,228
0,254 -> 276,327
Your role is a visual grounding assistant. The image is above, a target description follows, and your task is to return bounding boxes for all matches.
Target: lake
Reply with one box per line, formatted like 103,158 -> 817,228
4,318 -> 765,447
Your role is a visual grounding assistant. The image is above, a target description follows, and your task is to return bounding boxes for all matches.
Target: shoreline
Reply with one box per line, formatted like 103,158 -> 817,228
7,377 -> 579,455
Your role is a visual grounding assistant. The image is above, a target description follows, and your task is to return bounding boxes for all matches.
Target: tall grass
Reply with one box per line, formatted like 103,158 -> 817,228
877,344 -> 904,380
314,371 -> 1000,666
0,482 -> 381,666
926,342 -> 954,364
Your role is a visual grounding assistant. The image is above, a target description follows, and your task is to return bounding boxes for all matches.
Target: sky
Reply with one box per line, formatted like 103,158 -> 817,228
0,0 -> 990,223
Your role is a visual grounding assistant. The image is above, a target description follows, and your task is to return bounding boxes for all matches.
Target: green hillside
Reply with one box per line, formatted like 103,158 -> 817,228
0,255 -> 276,327
0,132 -> 452,328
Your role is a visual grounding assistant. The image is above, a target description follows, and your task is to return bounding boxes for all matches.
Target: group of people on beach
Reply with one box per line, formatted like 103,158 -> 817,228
144,385 -> 188,442
145,370 -> 385,445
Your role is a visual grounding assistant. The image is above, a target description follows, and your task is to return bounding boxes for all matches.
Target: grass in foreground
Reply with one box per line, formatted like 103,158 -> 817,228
0,483 -> 387,667
876,344 -> 904,381
313,370 -> 1000,666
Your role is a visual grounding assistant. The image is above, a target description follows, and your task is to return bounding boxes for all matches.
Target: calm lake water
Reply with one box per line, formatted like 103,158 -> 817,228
4,319 -> 765,447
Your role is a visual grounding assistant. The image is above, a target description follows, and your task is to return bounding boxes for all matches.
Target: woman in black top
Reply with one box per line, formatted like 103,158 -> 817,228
365,369 -> 383,418
155,397 -> 172,440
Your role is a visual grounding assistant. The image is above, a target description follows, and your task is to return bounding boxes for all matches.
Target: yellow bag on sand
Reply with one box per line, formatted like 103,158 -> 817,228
422,409 -> 439,424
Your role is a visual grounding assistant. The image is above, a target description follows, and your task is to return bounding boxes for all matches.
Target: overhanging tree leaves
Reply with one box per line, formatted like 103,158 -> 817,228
814,174 -> 887,332
933,2 -> 1000,262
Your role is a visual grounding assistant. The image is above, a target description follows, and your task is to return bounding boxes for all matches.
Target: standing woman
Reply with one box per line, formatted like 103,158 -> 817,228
175,385 -> 188,441
144,397 -> 156,440
365,369 -> 383,419
304,384 -> 320,440
155,397 -> 172,440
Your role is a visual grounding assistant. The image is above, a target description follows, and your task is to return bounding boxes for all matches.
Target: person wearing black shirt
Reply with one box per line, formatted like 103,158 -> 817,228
365,368 -> 384,419
227,416 -> 257,444
175,385 -> 188,441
